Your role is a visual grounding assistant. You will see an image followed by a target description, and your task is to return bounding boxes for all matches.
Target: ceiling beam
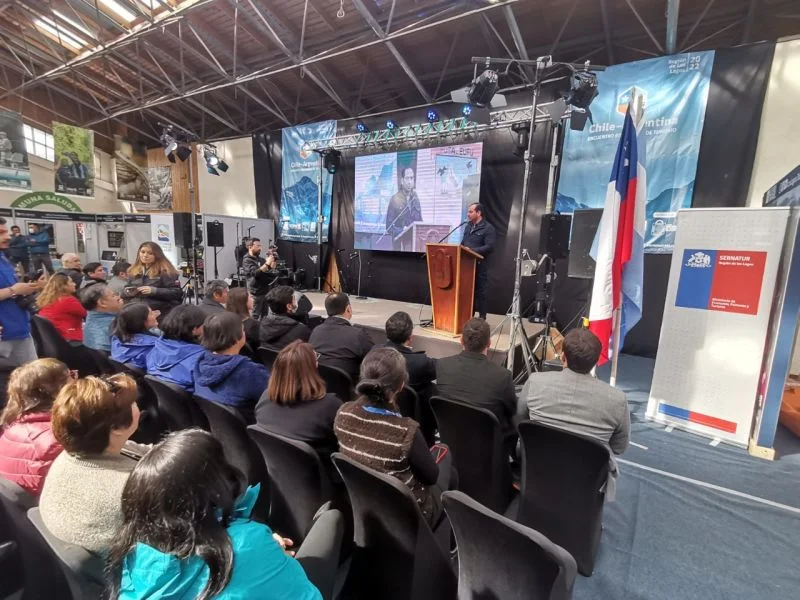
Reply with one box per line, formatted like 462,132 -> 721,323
623,0 -> 665,54
666,0 -> 681,54
599,0 -> 615,64
351,0 -> 433,104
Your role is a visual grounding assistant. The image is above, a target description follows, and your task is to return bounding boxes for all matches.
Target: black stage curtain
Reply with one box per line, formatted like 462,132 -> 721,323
252,42 -> 775,358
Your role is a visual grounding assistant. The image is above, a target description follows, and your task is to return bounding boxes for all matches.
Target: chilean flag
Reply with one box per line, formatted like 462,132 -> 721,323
588,101 -> 646,365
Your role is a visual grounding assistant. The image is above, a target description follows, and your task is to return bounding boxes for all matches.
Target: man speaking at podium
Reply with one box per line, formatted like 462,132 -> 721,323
461,202 -> 496,319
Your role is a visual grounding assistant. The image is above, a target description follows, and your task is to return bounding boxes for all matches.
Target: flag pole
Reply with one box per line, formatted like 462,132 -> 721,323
609,303 -> 622,387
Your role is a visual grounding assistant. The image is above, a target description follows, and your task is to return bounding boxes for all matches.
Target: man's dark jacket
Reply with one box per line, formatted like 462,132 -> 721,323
259,313 -> 310,350
383,340 -> 436,392
309,316 -> 374,381
435,351 -> 516,435
198,297 -> 225,318
242,253 -> 274,296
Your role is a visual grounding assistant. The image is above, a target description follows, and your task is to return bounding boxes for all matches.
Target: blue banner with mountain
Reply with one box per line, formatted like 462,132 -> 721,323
557,51 -> 714,253
279,120 -> 336,242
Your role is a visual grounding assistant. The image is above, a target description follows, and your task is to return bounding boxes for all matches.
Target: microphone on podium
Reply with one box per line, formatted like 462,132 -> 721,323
436,220 -> 469,244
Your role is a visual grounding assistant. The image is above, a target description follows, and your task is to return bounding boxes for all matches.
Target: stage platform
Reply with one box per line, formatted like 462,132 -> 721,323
303,292 -> 545,363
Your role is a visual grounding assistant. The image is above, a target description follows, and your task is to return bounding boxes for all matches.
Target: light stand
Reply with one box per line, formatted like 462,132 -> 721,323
316,160 -> 324,291
355,250 -> 367,299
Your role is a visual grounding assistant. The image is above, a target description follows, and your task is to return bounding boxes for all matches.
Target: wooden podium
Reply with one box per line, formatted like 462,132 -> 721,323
425,243 -> 483,335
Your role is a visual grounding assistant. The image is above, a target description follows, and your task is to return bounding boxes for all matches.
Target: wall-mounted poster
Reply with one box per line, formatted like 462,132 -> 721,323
53,122 -> 94,197
0,109 -> 31,191
147,166 -> 173,210
115,134 -> 150,203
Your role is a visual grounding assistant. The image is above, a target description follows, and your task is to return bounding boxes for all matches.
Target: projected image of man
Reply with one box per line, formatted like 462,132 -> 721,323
385,167 -> 422,250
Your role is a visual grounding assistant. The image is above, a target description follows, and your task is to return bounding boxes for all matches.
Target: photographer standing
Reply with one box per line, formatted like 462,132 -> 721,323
242,238 -> 276,320
0,217 -> 46,400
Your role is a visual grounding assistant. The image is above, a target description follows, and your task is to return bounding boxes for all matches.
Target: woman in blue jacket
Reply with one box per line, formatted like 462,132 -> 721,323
110,304 -> 160,370
106,429 -> 321,600
146,305 -> 205,392
194,312 -> 269,424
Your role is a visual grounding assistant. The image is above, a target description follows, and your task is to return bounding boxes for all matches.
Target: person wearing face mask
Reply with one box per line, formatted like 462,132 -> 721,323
259,285 -> 310,351
122,242 -> 183,319
242,238 -> 277,320
26,223 -> 53,273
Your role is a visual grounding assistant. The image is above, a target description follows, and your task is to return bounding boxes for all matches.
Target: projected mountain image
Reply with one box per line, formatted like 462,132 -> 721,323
354,143 -> 484,252
281,175 -> 328,238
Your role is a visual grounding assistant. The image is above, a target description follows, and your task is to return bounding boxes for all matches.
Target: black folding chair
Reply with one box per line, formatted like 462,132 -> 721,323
257,345 -> 280,370
516,421 -> 611,576
318,363 -> 354,403
143,375 -> 208,432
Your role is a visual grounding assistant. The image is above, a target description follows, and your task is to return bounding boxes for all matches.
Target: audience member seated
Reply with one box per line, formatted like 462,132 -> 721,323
193,312 -> 269,424
146,305 -> 205,393
199,279 -> 229,317
39,373 -> 145,554
383,311 -> 436,396
226,287 -> 260,350
81,261 -> 107,288
110,304 -> 160,370
436,318 -> 516,439
106,429 -> 321,599
517,328 -> 630,456
255,340 -> 341,459
122,242 -> 182,318
0,359 -> 69,496
334,347 -> 451,528
309,292 -> 373,382
80,283 -> 123,352
107,260 -> 131,295
259,285 -> 310,350
58,252 -> 83,287
36,272 -> 86,343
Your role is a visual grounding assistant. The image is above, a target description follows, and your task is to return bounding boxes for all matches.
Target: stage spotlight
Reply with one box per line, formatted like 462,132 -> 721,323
356,121 -> 368,133
217,160 -> 229,173
204,148 -> 219,168
468,69 -> 499,108
426,109 -> 439,123
323,148 -> 342,175
160,129 -> 177,159
176,145 -> 192,162
563,70 -> 599,124
462,104 -> 472,117
207,166 -> 219,176
511,123 -> 530,158
386,119 -> 397,130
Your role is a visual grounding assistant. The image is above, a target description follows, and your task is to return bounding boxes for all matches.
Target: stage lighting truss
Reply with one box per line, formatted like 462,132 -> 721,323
301,102 -> 574,152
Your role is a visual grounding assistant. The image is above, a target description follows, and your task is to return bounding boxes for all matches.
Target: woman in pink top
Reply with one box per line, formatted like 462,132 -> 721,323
36,272 -> 86,342
0,359 -> 69,496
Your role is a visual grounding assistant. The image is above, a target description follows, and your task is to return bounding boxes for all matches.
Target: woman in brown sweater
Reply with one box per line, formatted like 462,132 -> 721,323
334,347 -> 451,528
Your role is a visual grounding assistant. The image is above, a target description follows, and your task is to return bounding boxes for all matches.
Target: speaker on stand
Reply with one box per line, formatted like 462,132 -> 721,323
206,220 -> 225,280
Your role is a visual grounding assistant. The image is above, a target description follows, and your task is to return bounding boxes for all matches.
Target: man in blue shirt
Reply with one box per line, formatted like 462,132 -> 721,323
0,217 -> 45,397
461,202 -> 496,319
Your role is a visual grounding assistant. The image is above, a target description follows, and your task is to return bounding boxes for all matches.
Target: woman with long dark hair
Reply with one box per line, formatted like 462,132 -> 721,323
106,429 -> 321,599
334,347 -> 451,528
122,242 -> 182,317
145,304 -> 205,392
110,303 -> 160,370
36,272 -> 86,342
225,287 -> 260,350
255,340 -> 341,456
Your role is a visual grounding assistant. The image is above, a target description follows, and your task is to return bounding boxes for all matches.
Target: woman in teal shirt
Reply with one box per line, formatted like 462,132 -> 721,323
106,429 -> 321,600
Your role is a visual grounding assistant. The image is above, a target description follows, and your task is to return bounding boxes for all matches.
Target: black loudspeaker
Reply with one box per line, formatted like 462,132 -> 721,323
174,213 -> 203,248
568,209 -> 603,280
538,213 -> 572,260
206,221 -> 225,247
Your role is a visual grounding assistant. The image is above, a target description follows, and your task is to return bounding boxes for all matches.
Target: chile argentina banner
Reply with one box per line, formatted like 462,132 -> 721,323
279,120 -> 337,242
557,51 -> 714,253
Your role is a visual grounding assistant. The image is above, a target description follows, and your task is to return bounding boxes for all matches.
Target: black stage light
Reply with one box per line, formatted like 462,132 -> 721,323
462,104 -> 472,117
217,160 -> 229,173
563,70 -> 599,126
323,149 -> 342,174
356,121 -> 368,133
386,119 -> 397,130
207,166 -> 219,176
468,69 -> 499,108
204,147 -> 219,168
426,109 -> 439,123
176,145 -> 192,162
511,123 -> 530,158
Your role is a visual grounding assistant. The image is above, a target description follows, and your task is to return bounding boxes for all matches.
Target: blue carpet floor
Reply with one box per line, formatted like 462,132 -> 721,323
572,355 -> 800,600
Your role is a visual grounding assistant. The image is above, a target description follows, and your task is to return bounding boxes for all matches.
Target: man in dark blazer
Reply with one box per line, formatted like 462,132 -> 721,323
436,318 -> 516,437
199,280 -> 228,318
383,310 -> 436,393
309,292 -> 374,381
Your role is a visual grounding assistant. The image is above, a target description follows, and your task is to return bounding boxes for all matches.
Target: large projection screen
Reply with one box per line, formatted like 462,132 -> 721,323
354,142 -> 484,252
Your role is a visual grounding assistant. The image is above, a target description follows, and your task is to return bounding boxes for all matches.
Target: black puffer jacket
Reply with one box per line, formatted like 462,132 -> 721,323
123,272 -> 183,317
259,313 -> 310,350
